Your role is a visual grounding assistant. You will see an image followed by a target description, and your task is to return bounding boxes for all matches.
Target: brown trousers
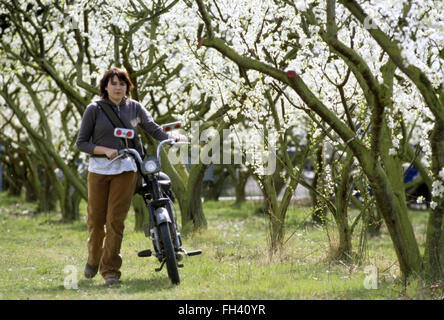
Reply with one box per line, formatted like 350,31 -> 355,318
86,171 -> 137,279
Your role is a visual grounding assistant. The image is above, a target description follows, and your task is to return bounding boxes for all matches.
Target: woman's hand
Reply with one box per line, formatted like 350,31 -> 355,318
105,148 -> 119,160
93,146 -> 118,159
172,133 -> 188,143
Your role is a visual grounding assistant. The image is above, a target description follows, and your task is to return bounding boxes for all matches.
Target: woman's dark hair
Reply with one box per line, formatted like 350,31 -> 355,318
99,67 -> 134,98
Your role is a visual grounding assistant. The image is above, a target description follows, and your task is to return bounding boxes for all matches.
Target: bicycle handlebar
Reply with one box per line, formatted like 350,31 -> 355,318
118,139 -> 189,168
118,148 -> 144,165
156,139 -> 190,160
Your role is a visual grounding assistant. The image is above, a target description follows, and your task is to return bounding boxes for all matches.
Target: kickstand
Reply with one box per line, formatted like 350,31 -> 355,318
155,260 -> 166,272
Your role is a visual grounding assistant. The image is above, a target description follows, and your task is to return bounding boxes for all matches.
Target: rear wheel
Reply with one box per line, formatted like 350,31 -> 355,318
159,222 -> 180,285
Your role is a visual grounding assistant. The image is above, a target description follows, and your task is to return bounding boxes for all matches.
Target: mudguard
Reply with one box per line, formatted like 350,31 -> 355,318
155,207 -> 171,224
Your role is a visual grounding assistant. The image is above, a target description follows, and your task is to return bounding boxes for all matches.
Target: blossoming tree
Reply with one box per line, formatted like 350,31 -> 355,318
193,0 -> 443,281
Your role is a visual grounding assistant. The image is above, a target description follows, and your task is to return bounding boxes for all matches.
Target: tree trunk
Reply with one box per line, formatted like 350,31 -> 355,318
132,194 -> 149,232
337,224 -> 352,261
24,180 -> 37,202
179,165 -> 207,233
440,225 -> 444,272
226,166 -> 250,205
424,207 -> 444,281
272,160 -> 286,200
261,145 -> 309,252
268,208 -> 285,251
366,163 -> 422,279
333,151 -> 353,261
235,177 -> 247,204
60,183 -> 81,222
423,121 -> 444,281
40,169 -> 57,212
367,207 -> 383,237
4,163 -> 22,197
234,170 -> 249,205
311,145 -> 327,225
203,167 -> 229,201
261,175 -> 283,251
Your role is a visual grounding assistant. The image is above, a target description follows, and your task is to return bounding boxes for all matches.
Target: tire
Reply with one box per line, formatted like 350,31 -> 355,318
159,222 -> 180,285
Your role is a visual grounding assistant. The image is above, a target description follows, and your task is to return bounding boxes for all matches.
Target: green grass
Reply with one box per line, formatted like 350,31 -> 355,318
0,192 -> 441,300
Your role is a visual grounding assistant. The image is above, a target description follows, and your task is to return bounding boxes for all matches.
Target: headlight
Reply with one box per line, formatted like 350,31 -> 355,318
144,160 -> 158,173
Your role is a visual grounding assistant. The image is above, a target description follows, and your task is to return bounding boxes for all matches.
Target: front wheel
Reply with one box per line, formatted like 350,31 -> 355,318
159,222 -> 180,285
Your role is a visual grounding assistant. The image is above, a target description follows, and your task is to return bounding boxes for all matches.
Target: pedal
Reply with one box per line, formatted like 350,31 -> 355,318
137,249 -> 152,257
186,249 -> 202,256
178,264 -> 184,268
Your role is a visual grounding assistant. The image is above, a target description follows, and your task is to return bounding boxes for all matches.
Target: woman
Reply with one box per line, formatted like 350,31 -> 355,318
76,67 -> 185,286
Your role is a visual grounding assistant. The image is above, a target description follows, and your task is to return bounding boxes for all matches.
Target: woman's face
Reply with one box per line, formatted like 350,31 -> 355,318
105,75 -> 127,104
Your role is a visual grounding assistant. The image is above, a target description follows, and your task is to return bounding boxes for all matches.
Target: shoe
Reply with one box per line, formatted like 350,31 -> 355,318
84,263 -> 98,279
104,277 -> 121,287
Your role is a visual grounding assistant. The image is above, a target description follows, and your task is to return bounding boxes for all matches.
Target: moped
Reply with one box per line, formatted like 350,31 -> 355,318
113,127 -> 201,285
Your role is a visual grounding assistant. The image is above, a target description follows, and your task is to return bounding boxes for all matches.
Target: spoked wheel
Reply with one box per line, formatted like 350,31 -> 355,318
159,222 -> 180,285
